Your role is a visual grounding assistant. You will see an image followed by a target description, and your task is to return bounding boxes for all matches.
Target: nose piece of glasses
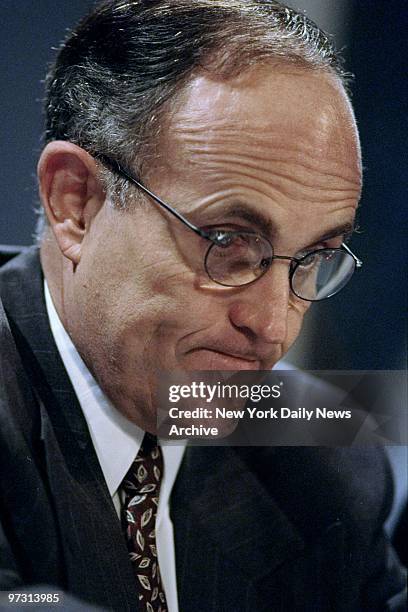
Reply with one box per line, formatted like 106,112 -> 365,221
259,257 -> 272,270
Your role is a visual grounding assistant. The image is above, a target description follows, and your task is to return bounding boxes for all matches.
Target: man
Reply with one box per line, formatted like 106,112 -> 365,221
0,1 -> 406,610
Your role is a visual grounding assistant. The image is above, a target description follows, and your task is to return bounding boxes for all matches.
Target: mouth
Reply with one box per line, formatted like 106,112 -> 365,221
183,348 -> 261,371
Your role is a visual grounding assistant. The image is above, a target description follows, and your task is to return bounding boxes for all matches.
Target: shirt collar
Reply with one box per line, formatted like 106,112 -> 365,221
44,281 -> 185,506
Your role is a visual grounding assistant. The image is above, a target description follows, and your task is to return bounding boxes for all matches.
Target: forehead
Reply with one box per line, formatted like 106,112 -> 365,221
166,64 -> 360,167
154,65 -> 361,246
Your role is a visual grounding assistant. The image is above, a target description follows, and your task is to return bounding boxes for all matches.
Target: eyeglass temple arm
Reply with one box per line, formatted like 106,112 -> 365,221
341,242 -> 362,267
97,154 -> 211,240
98,155 -> 363,263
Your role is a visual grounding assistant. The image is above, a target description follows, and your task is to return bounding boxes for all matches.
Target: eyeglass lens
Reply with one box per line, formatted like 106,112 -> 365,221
205,233 -> 273,287
291,249 -> 356,301
204,233 -> 356,301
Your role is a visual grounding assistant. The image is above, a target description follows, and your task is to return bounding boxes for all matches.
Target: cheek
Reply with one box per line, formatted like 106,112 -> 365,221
74,210 -> 228,369
284,299 -> 311,348
88,256 -> 215,361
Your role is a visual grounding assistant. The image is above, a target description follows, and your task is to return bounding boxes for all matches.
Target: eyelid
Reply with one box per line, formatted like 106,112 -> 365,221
294,241 -> 342,260
302,230 -> 354,254
201,223 -> 258,235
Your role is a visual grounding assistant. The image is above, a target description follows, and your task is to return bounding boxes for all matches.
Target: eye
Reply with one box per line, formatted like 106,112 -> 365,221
212,230 -> 235,247
205,225 -> 256,245
296,253 -> 319,272
295,246 -> 342,278
210,232 -> 253,255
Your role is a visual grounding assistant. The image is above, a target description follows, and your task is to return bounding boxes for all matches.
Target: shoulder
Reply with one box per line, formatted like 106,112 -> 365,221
0,245 -> 40,303
0,245 -> 48,443
0,244 -> 39,282
240,445 -> 392,543
0,244 -> 29,267
0,245 -> 44,332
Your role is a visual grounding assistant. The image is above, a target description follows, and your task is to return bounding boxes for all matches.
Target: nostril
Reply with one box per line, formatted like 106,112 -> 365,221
231,321 -> 258,343
228,299 -> 289,346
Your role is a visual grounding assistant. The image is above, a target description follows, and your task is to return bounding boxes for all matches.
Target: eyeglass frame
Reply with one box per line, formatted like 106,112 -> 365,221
97,154 -> 362,300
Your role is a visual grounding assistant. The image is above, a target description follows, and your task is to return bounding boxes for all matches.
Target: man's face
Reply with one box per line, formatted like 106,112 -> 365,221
62,66 -> 361,430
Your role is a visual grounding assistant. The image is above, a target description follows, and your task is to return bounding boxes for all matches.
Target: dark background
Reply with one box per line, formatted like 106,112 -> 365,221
0,0 -> 406,371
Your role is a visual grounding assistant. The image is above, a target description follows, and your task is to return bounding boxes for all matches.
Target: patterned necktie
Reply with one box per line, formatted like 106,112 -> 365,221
121,434 -> 168,612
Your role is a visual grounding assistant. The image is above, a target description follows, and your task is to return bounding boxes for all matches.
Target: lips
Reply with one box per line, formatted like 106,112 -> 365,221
183,348 -> 261,370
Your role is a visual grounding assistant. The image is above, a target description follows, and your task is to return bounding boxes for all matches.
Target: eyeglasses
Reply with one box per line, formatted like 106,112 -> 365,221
98,155 -> 362,301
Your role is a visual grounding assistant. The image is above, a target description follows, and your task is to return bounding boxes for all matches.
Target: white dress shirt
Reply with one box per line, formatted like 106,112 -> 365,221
44,282 -> 186,612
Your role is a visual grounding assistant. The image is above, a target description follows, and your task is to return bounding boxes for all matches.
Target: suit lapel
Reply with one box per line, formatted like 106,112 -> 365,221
171,445 -> 304,611
39,401 -> 140,609
1,248 -> 140,609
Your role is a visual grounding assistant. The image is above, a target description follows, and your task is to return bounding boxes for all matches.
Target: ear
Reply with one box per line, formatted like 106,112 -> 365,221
37,141 -> 106,264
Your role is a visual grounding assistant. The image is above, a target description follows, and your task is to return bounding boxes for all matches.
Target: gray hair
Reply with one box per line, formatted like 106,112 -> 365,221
36,0 -> 348,240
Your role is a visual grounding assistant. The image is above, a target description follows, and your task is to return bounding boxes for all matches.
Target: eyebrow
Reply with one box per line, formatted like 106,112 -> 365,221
210,202 -> 355,245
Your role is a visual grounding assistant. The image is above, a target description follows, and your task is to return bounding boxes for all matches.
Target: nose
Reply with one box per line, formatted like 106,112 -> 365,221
227,263 -> 291,346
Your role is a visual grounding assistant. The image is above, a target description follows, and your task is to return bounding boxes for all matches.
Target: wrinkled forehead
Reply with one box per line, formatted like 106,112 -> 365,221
149,64 -> 362,250
161,64 -> 361,178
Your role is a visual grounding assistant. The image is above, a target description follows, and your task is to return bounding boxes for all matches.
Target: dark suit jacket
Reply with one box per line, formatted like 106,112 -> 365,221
0,247 -> 406,611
